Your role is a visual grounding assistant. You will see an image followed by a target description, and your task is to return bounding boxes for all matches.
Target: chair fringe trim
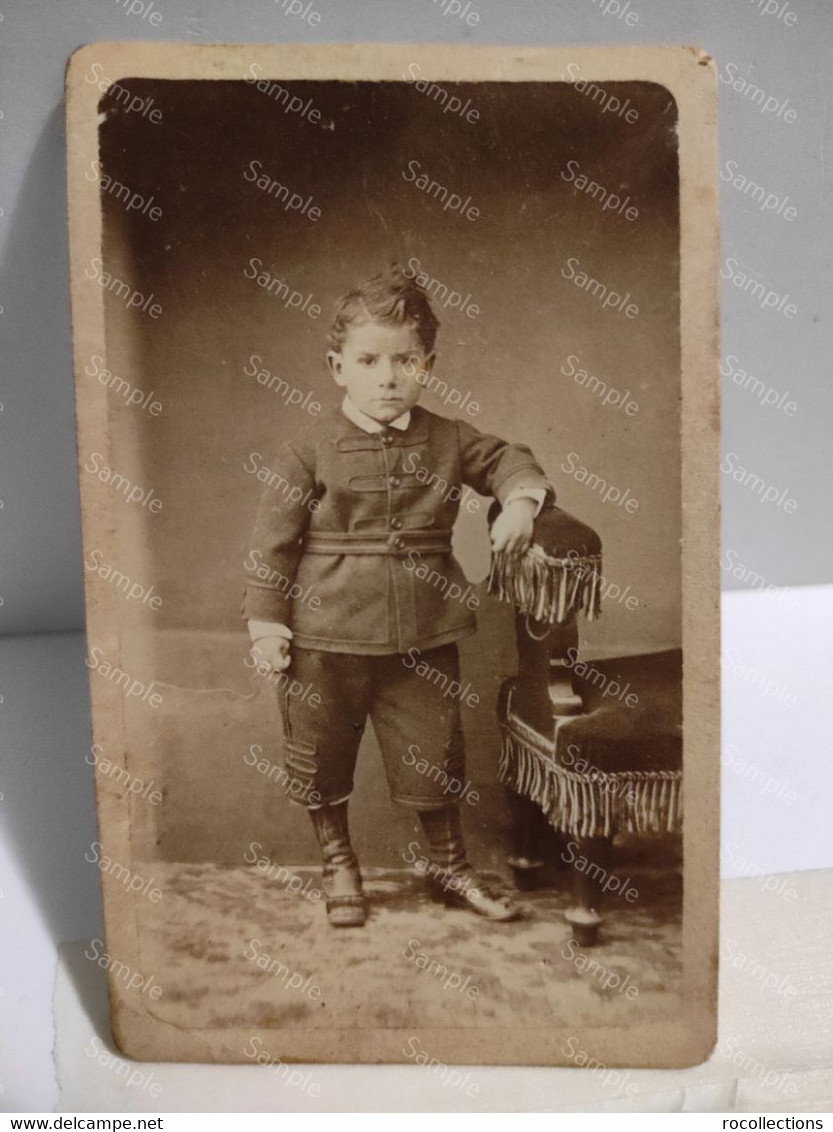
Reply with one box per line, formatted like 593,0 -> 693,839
498,725 -> 683,839
488,546 -> 603,625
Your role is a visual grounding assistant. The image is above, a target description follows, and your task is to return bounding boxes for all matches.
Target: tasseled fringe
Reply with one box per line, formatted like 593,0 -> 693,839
488,546 -> 603,624
499,726 -> 682,839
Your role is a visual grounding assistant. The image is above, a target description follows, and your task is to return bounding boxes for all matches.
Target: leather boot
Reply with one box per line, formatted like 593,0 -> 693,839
417,805 -> 520,922
307,802 -> 366,927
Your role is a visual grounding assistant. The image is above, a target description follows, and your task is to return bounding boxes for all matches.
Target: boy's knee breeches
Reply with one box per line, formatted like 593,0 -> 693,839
278,644 -> 467,809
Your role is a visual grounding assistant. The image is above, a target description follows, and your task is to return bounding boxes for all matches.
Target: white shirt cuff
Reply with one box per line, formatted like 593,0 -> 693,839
504,487 -> 547,517
247,620 -> 293,644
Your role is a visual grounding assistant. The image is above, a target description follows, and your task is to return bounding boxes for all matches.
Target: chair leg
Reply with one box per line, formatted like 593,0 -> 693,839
564,835 -> 612,947
505,787 -> 548,890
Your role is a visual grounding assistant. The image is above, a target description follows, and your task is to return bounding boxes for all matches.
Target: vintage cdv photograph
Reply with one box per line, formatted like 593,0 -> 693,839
66,42 -> 719,1070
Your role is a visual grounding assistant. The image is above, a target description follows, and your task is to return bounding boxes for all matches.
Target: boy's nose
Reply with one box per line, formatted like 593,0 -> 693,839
378,362 -> 397,386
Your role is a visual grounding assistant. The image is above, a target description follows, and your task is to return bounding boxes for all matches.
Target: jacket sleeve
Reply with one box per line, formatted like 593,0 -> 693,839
456,418 -> 554,506
241,442 -> 316,623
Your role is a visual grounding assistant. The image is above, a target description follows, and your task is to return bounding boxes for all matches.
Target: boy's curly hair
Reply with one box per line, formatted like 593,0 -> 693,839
328,263 -> 440,354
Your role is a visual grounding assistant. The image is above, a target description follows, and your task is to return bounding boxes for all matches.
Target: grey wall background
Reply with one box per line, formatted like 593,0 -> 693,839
0,0 -> 831,635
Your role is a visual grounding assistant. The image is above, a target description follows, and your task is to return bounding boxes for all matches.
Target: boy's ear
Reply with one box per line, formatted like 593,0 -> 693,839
421,352 -> 436,376
327,350 -> 345,386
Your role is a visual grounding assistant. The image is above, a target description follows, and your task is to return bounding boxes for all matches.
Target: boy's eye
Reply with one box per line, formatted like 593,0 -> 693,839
359,356 -> 376,366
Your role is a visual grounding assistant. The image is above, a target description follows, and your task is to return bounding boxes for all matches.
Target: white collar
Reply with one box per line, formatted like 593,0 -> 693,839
341,396 -> 411,433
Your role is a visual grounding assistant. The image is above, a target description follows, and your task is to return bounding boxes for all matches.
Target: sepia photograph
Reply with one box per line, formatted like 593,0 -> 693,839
7,0 -> 833,1117
66,42 -> 719,1070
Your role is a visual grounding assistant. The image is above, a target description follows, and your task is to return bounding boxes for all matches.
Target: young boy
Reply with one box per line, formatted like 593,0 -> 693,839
243,265 -> 552,927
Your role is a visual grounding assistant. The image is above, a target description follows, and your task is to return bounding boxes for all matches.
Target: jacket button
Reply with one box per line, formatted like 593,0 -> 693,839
382,434 -> 394,446
388,475 -> 401,487
391,517 -> 403,530
394,537 -> 406,550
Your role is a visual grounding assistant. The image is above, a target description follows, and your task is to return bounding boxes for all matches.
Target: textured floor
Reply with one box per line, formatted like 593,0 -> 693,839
134,861 -> 682,1032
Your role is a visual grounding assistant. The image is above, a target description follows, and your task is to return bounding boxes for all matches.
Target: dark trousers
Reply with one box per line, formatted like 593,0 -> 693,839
279,644 -> 466,809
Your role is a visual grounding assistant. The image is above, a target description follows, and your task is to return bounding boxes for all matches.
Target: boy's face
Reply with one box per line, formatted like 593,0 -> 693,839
328,320 -> 434,424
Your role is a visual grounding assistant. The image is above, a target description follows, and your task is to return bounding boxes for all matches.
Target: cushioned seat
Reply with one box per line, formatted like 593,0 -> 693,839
509,649 -> 682,771
500,650 -> 683,841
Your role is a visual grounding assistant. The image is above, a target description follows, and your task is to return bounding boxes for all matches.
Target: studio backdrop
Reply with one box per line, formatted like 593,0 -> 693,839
90,73 -> 680,867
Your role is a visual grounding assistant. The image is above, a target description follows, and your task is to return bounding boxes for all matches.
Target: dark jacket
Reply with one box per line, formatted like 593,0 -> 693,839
242,404 -> 551,654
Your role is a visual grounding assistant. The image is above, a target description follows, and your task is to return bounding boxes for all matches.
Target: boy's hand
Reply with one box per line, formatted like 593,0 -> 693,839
490,497 -> 536,555
254,635 -> 291,672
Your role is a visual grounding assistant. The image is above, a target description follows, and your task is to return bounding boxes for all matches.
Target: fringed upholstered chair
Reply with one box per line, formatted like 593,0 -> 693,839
488,503 -> 683,946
